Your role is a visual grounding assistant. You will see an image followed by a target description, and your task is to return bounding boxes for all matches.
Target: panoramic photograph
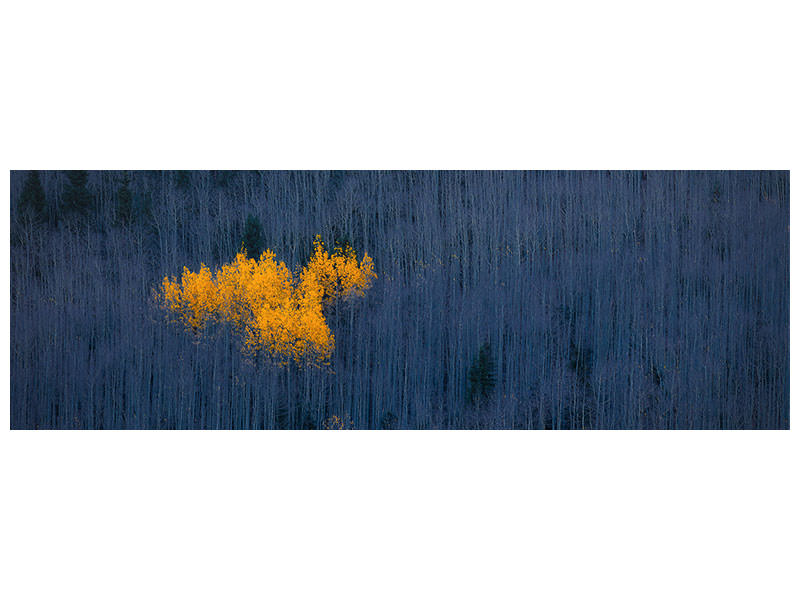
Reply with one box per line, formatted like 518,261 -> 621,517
9,170 -> 789,429
5,3 -> 796,599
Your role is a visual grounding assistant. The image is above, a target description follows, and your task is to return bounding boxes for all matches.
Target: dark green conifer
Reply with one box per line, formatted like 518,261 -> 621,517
115,172 -> 134,226
63,170 -> 93,215
19,170 -> 47,223
241,214 -> 265,258
467,342 -> 496,405
175,171 -> 191,189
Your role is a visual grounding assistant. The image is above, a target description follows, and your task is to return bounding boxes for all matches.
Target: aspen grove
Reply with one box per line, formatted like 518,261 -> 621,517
10,171 -> 788,429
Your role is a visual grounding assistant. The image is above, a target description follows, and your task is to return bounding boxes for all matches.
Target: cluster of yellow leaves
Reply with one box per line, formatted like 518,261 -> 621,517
322,415 -> 354,430
306,236 -> 377,305
159,238 -> 376,367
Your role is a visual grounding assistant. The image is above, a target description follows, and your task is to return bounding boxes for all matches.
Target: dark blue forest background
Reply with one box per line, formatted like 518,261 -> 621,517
9,171 -> 789,429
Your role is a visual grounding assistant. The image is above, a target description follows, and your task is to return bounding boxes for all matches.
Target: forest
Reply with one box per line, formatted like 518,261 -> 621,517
9,170 -> 789,429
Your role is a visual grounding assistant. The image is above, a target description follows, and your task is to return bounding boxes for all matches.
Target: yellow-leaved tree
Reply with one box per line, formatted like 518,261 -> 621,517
306,236 -> 377,305
158,237 -> 376,367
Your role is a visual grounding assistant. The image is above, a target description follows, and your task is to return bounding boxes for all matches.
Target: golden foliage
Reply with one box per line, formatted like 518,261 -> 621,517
306,236 -> 377,305
158,238 -> 375,367
322,415 -> 354,430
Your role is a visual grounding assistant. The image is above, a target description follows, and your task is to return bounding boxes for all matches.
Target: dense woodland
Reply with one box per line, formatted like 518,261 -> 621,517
9,171 -> 789,429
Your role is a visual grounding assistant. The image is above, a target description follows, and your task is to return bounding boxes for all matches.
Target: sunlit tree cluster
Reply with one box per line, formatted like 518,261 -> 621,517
307,235 -> 377,305
159,236 -> 376,366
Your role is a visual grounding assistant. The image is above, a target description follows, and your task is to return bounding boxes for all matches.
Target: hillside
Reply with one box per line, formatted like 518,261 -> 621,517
9,170 -> 789,429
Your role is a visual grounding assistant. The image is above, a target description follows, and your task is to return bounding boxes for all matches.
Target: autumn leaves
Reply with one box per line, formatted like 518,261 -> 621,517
159,236 -> 376,367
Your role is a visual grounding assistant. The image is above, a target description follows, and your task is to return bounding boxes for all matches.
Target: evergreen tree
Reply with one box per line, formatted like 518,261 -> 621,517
115,172 -> 134,226
175,170 -> 191,189
467,342 -> 496,406
19,170 -> 47,223
241,214 -> 265,258
63,170 -> 93,215
212,170 -> 234,188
